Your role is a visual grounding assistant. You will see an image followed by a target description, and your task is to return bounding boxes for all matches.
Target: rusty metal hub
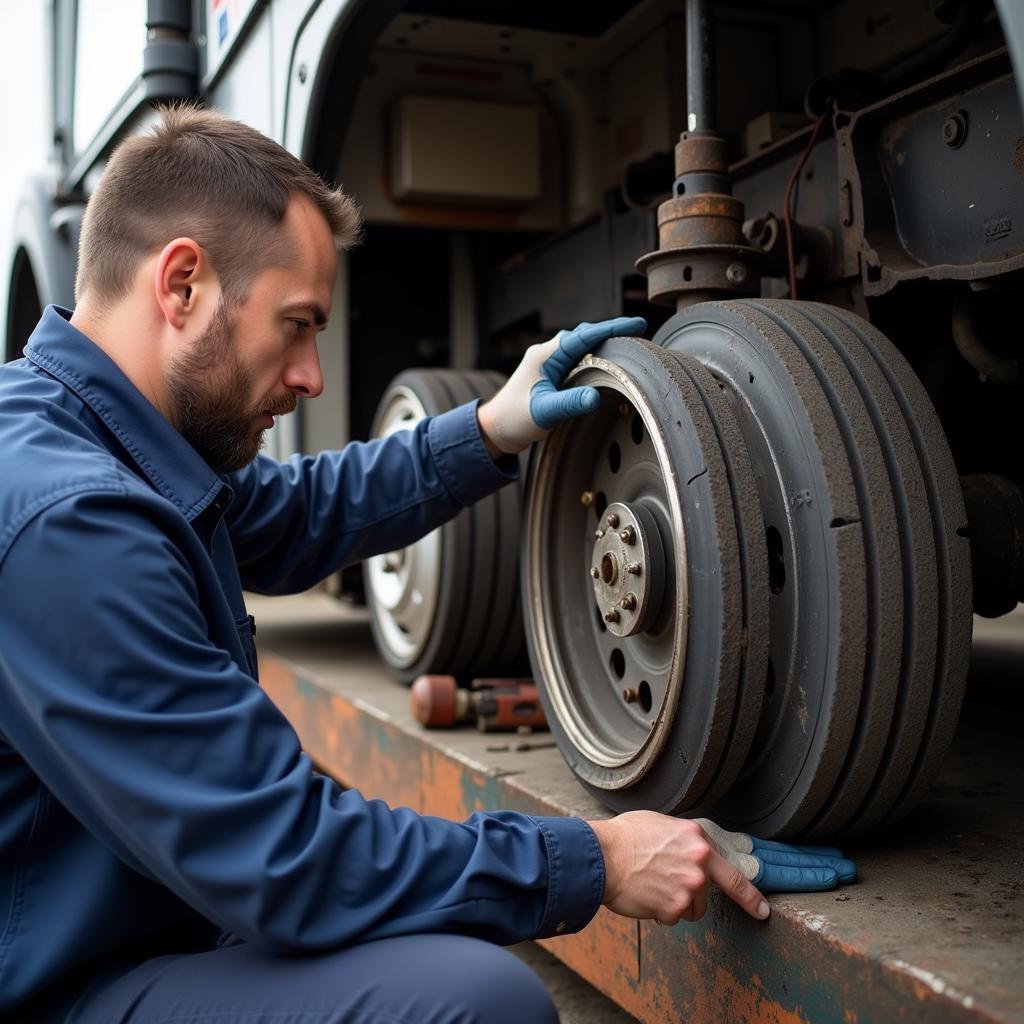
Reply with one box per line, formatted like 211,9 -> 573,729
636,131 -> 764,308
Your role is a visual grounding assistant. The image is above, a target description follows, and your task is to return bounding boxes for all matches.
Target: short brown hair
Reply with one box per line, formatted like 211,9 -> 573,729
76,104 -> 361,306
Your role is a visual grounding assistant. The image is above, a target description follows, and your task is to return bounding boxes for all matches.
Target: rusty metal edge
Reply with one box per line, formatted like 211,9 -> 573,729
260,649 -> 1006,1024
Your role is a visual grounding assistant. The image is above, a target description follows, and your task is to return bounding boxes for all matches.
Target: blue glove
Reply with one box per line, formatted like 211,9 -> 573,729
695,818 -> 857,893
478,317 -> 647,453
530,317 -> 647,429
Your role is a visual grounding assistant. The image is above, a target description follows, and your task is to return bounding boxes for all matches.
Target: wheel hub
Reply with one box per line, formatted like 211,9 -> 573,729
589,501 -> 666,637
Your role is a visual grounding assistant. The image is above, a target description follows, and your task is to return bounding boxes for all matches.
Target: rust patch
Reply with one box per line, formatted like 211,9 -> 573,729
539,911 -> 640,1002
639,925 -> 811,1024
261,654 -> 421,808
419,748 -> 482,819
1013,136 -> 1024,175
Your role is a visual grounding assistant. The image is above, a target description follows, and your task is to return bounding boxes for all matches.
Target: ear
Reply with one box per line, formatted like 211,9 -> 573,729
154,238 -> 217,328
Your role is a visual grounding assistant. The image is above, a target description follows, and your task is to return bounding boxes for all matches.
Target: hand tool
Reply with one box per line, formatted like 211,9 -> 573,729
411,675 -> 547,732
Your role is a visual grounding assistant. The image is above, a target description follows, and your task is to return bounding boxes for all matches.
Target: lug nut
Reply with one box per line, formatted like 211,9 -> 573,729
590,566 -> 600,579
604,608 -> 620,624
606,512 -> 620,528
620,593 -> 637,611
580,490 -> 595,507
622,687 -> 638,704
594,529 -> 605,540
625,562 -> 642,575
619,526 -> 636,544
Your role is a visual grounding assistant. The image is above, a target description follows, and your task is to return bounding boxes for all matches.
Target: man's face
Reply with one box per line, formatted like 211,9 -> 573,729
166,194 -> 337,473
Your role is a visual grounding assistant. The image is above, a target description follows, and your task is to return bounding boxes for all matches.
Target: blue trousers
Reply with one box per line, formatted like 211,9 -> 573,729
40,935 -> 558,1024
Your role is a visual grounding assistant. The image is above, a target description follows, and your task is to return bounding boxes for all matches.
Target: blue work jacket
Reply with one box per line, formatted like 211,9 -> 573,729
0,307 -> 605,1011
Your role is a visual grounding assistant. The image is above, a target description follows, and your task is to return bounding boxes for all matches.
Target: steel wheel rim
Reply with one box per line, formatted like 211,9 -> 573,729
365,387 -> 442,667
526,356 -> 689,786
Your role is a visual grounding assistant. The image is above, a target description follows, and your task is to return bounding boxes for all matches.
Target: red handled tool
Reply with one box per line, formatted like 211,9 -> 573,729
411,675 -> 547,732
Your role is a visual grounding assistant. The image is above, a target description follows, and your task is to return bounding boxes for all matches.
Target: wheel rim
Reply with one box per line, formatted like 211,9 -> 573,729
365,387 -> 442,668
526,356 -> 689,784
526,338 -> 759,810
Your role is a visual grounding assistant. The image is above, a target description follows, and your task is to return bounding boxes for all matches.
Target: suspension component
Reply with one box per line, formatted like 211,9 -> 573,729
636,0 -> 763,308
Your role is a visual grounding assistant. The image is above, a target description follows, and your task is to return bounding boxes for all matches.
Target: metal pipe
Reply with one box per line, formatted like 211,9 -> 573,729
952,293 -> 1021,384
686,0 -> 716,133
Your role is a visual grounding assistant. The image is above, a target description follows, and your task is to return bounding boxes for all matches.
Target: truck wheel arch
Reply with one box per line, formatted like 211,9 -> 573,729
5,176 -> 82,361
283,0 -> 406,178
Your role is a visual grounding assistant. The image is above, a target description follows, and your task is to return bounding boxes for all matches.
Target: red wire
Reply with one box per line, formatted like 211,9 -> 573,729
783,110 -> 830,300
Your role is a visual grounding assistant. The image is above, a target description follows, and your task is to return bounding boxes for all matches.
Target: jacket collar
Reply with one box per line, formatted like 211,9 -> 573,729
24,305 -> 227,521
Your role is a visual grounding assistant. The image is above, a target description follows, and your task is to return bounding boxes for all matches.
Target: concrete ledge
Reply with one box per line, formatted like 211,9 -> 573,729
253,592 -> 1023,1024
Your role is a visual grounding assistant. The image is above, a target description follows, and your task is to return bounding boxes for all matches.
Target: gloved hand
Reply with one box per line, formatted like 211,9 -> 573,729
695,818 -> 857,893
477,316 -> 647,454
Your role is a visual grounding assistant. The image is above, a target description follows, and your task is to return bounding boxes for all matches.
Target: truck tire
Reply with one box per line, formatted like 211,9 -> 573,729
523,300 -> 971,839
366,368 -> 526,684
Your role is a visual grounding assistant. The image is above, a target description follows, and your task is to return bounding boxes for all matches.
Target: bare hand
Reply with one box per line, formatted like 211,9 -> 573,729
587,811 -> 770,925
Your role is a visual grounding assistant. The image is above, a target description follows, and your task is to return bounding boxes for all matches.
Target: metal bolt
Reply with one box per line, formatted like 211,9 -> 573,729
622,687 -> 638,704
594,529 -> 605,540
726,262 -> 748,285
606,512 -> 620,528
942,110 -> 968,149
382,558 -> 399,573
625,562 -> 642,575
590,566 -> 600,579
580,490 -> 595,507
297,63 -> 308,84
604,608 -> 620,623
620,593 -> 637,611
619,526 -> 636,545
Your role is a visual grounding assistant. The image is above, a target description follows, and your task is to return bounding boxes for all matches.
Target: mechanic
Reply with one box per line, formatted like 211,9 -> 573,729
0,106 -> 855,1023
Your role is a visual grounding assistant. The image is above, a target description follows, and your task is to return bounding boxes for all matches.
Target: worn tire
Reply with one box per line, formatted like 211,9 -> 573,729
656,300 -> 971,837
366,368 -> 526,684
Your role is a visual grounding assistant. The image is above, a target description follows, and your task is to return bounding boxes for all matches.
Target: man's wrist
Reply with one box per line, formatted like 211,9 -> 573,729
476,400 -> 509,460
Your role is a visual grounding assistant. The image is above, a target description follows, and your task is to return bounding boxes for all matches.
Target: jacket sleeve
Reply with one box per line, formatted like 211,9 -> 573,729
0,488 -> 603,952
225,401 -> 517,594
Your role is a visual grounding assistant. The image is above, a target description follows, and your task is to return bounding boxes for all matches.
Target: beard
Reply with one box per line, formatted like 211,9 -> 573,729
166,301 -> 297,473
